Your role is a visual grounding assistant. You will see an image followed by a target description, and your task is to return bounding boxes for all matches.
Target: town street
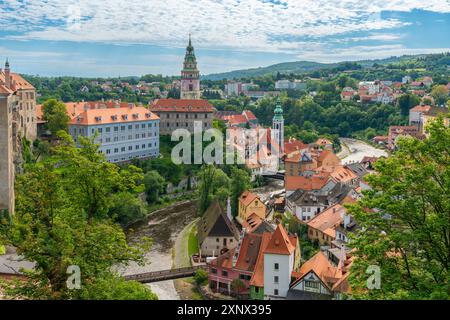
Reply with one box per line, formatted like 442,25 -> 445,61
338,138 -> 388,164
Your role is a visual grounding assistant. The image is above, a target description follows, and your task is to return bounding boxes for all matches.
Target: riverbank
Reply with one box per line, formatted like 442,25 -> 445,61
338,138 -> 388,164
119,200 -> 198,300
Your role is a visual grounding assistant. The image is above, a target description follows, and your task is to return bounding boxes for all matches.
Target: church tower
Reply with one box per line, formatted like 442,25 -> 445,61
272,96 -> 284,154
180,35 -> 201,100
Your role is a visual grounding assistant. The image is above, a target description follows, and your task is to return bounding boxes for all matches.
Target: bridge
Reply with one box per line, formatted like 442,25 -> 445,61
262,173 -> 284,180
124,265 -> 207,283
262,170 -> 285,180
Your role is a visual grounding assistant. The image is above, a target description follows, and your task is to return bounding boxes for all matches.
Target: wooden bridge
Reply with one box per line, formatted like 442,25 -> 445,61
124,265 -> 207,283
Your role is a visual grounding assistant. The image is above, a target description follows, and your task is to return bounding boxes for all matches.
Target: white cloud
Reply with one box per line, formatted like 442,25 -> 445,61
1,0 -> 449,53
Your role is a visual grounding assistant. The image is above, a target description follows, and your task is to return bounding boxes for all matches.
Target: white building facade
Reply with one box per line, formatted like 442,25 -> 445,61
69,106 -> 160,163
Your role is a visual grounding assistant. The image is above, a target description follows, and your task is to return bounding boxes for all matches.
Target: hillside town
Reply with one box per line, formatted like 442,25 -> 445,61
0,34 -> 449,303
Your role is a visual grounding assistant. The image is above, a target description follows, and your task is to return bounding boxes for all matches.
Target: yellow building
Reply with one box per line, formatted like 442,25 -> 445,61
237,191 -> 267,227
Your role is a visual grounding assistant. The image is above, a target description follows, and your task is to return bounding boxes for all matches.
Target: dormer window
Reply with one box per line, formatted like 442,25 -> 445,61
95,116 -> 102,122
132,113 -> 139,119
111,115 -> 118,121
122,114 -> 128,120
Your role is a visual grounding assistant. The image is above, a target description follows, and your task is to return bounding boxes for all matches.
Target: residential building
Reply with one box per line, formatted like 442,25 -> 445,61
263,224 -> 297,299
340,87 -> 355,101
288,250 -> 350,299
221,110 -> 258,128
409,104 -> 449,135
285,173 -> 334,197
225,81 -> 242,96
237,191 -> 267,226
69,104 -> 160,163
180,35 -> 201,100
197,200 -> 239,257
275,80 -> 306,91
149,98 -> 214,135
208,223 -> 300,299
286,183 -> 353,222
307,204 -> 348,246
387,125 -> 425,150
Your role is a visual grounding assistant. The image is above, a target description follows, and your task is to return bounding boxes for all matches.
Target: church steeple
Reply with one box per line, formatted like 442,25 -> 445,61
272,96 -> 284,155
180,35 -> 201,100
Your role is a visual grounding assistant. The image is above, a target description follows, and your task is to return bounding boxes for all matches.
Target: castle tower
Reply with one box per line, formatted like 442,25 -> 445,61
272,96 -> 284,155
180,34 -> 201,100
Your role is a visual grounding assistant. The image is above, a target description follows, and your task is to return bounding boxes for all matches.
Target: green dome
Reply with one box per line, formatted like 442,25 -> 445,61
273,97 -> 283,120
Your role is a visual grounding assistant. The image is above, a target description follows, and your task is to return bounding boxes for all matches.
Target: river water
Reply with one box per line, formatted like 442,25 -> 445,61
118,200 -> 197,300
338,138 -> 388,164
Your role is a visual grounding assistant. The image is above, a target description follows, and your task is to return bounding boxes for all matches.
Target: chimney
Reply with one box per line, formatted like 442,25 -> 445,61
226,197 -> 232,222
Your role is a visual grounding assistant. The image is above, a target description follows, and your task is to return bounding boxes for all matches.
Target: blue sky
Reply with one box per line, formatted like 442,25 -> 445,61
0,0 -> 449,77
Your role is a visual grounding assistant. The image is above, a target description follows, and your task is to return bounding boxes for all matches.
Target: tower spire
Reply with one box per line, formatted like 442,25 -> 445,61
5,57 -> 10,69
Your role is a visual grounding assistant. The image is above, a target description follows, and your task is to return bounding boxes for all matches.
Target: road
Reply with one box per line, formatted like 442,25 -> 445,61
338,138 -> 388,164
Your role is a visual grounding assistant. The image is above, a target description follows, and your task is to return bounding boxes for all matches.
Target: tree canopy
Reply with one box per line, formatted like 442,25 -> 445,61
348,118 -> 449,299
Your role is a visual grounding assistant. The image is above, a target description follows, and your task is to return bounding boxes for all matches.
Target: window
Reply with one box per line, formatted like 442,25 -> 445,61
274,276 -> 279,283
121,126 -> 125,131
106,127 -> 110,133
114,127 -> 118,132
305,280 -> 320,289
106,149 -> 111,154
121,147 -> 125,152
128,125 -> 132,130
274,289 -> 279,296
114,148 -> 118,153
211,268 -> 217,274
128,146 -> 132,151
274,263 -> 279,270
254,287 -> 259,293
221,270 -> 228,277
141,124 -> 145,128
216,238 -> 219,242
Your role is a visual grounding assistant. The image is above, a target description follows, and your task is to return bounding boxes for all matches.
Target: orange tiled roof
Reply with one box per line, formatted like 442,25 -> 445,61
307,204 -> 344,234
284,138 -> 307,155
239,190 -> 260,207
70,106 -> 159,125
249,232 -> 272,287
292,251 -> 343,290
0,84 -> 13,95
0,72 -> 35,91
264,224 -> 296,255
150,98 -> 214,112
330,166 -> 358,183
285,173 -> 330,191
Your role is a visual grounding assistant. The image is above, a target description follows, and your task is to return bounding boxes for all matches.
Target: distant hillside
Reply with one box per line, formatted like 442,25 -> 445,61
203,61 -> 335,80
202,53 -> 450,80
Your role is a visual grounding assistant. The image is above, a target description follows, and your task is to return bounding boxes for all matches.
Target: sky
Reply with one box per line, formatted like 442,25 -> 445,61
1,0 -> 450,77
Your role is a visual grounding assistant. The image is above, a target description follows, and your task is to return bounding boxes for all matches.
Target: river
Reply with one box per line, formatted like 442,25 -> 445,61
118,200 -> 197,300
338,138 -> 388,164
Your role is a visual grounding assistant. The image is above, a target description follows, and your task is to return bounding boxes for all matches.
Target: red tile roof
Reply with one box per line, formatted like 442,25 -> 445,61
307,204 -> 344,236
239,191 -> 260,207
150,98 -> 214,112
285,173 -> 331,191
264,224 -> 296,255
249,232 -> 272,287
70,106 -> 159,125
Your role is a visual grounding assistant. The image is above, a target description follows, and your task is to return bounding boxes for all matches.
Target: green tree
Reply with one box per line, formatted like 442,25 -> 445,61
0,132 -> 156,300
397,94 -> 421,116
194,269 -> 208,285
230,167 -> 251,217
143,170 -> 166,204
42,99 -> 70,134
231,278 -> 246,297
431,85 -> 449,106
197,165 -> 230,215
348,118 -> 449,299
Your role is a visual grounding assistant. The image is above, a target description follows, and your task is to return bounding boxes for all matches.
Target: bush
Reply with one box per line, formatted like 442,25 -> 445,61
194,269 -> 208,286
